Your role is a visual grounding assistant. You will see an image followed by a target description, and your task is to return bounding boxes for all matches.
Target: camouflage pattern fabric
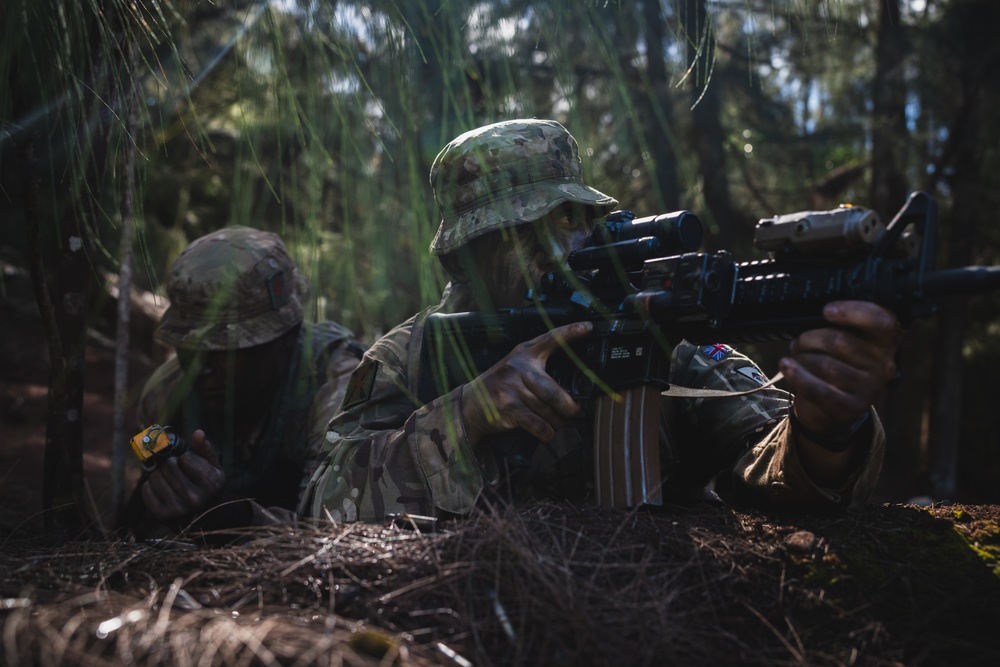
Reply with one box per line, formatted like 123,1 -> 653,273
429,119 -> 618,255
135,321 -> 363,529
156,226 -> 307,351
299,288 -> 885,523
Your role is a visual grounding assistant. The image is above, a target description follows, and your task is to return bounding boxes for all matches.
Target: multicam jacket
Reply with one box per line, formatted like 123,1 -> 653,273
299,290 -> 885,522
129,321 -> 363,532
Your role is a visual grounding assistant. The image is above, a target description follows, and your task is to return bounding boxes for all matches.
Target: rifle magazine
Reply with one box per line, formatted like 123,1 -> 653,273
593,385 -> 663,508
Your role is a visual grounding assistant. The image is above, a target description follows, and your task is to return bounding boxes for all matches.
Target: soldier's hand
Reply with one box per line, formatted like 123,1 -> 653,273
142,429 -> 226,523
779,300 -> 901,435
461,321 -> 593,446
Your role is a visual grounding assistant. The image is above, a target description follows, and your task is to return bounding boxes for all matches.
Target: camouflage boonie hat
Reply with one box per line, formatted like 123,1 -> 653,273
156,226 -> 305,351
429,119 -> 618,255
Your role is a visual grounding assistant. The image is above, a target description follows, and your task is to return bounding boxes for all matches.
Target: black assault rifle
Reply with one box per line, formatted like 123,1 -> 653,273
417,192 -> 1000,508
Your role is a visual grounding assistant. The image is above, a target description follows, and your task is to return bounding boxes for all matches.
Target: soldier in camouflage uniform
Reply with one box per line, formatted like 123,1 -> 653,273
123,227 -> 364,536
299,119 -> 900,522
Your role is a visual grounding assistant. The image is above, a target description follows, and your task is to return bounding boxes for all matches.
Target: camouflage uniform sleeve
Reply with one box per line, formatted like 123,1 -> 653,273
298,313 -> 498,522
296,332 -> 367,506
730,406 -> 885,510
668,341 -> 884,510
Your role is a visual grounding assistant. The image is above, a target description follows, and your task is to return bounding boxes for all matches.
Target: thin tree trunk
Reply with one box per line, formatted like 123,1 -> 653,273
869,0 -> 923,497
8,52 -> 89,534
925,0 -> 997,500
870,0 -> 909,213
927,116 -> 978,501
680,0 -> 752,248
34,2 -> 123,535
111,60 -> 139,520
927,299 -> 966,499
640,0 -> 679,213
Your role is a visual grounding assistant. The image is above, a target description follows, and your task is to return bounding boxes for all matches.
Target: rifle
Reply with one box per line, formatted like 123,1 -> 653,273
417,192 -> 1000,508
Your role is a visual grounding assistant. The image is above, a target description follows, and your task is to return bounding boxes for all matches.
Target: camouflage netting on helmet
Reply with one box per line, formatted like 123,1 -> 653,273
156,226 -> 306,351
429,119 -> 618,256
3,502 -> 1000,666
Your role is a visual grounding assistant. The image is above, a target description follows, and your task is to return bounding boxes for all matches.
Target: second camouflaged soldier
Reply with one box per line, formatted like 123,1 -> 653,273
122,227 -> 364,536
299,119 -> 900,522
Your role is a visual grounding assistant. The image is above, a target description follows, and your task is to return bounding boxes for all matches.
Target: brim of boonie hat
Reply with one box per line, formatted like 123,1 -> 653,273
429,178 -> 618,256
155,298 -> 303,351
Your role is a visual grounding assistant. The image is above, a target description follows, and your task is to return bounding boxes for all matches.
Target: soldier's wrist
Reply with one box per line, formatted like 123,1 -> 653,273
790,409 -> 871,453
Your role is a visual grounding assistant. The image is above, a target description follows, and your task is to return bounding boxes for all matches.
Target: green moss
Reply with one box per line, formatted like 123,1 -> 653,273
798,553 -> 845,589
952,508 -> 971,522
788,512 -> 1000,610
955,520 -> 1000,576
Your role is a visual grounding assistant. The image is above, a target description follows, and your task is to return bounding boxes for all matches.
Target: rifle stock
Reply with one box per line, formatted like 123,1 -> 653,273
418,192 -> 1000,508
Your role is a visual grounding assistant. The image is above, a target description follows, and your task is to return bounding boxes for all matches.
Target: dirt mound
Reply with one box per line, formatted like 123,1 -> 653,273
2,502 -> 999,666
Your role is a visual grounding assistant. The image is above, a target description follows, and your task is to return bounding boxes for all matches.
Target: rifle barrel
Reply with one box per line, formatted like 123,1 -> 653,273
921,266 -> 1000,297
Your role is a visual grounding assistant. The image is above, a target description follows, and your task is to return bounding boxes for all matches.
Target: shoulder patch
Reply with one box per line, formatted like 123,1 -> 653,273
701,343 -> 732,361
341,359 -> 379,411
736,366 -> 768,386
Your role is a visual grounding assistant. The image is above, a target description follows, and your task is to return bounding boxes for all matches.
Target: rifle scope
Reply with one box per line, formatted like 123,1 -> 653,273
594,210 -> 704,250
568,210 -> 705,272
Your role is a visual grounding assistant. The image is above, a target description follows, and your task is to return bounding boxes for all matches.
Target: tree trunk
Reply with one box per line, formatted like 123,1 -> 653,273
26,2 -> 124,535
111,51 -> 139,520
43,205 -> 96,534
869,0 -> 924,497
7,51 -> 89,534
640,0 -> 679,212
929,0 -> 1000,500
870,0 -> 909,216
680,0 -> 752,248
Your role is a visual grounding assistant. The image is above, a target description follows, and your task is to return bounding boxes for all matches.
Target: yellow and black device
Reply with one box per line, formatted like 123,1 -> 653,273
130,425 -> 187,471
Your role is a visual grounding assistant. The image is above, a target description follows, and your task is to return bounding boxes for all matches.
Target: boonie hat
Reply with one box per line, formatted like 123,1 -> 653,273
156,226 -> 305,351
429,119 -> 618,255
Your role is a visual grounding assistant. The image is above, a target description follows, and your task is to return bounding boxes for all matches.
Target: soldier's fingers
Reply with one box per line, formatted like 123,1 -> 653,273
142,471 -> 188,520
478,366 -> 571,427
154,458 -> 210,512
520,365 -> 580,419
791,351 -> 869,396
176,451 -> 225,493
516,385 -> 574,430
791,328 -> 897,384
792,327 -> 870,365
823,301 -> 902,347
469,369 -> 573,441
779,356 -> 870,428
504,402 -> 559,442
518,321 -> 593,362
188,429 -> 220,467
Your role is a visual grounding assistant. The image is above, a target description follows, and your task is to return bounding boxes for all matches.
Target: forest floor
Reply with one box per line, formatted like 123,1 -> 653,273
2,255 -> 1000,666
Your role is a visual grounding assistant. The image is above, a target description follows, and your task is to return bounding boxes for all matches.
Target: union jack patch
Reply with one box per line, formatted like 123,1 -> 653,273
702,343 -> 732,361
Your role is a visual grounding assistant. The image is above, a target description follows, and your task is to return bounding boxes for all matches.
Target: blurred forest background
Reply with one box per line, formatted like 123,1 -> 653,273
1,0 -> 999,533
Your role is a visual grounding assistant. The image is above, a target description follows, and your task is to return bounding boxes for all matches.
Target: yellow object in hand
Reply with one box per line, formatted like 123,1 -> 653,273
130,425 -> 186,471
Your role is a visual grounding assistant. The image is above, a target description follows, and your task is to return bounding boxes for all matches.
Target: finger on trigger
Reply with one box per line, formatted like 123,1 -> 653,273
529,321 -> 593,359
